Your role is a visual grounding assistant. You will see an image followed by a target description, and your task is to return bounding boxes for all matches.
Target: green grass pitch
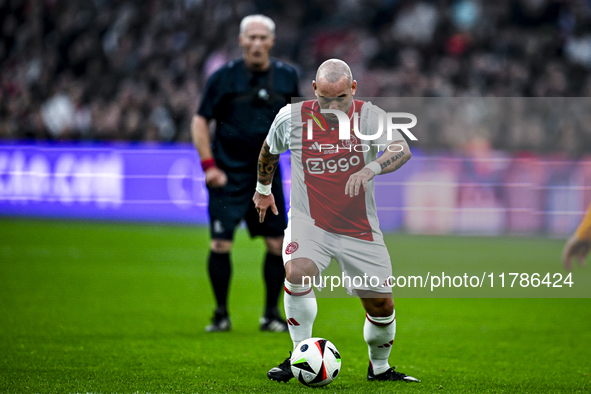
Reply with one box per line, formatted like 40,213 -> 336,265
0,218 -> 590,393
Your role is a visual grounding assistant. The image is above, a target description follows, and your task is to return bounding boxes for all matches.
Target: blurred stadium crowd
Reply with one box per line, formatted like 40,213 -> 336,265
1,0 -> 591,154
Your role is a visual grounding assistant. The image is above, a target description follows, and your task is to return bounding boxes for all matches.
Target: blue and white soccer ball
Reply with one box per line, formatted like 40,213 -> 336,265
290,337 -> 341,387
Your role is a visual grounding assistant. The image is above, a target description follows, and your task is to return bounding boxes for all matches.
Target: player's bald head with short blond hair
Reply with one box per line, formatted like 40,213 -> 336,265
313,59 -> 357,113
315,59 -> 353,85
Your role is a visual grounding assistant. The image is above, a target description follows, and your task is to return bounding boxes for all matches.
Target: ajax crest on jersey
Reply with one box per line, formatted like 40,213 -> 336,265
290,337 -> 341,387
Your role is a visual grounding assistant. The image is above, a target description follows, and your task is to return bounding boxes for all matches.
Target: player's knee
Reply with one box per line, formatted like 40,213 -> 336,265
210,239 -> 232,253
285,261 -> 297,283
285,259 -> 318,285
365,297 -> 394,317
285,262 -> 292,283
264,236 -> 283,256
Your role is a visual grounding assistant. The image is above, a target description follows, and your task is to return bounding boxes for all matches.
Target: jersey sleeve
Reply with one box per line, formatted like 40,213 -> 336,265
265,104 -> 292,154
196,68 -> 224,120
362,102 -> 405,152
576,201 -> 591,241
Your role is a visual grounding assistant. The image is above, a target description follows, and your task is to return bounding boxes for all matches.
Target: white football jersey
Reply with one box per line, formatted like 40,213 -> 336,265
266,99 -> 404,241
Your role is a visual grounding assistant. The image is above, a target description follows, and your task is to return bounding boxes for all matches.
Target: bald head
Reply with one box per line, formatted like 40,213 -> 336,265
316,59 -> 353,85
313,59 -> 357,113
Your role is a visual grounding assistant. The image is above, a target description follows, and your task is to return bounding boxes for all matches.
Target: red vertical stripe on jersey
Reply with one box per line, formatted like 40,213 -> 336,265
300,99 -> 373,241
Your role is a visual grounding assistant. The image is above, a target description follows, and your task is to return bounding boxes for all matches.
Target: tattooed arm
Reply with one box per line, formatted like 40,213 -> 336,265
257,140 -> 280,185
345,140 -> 411,197
375,140 -> 411,175
253,140 -> 281,223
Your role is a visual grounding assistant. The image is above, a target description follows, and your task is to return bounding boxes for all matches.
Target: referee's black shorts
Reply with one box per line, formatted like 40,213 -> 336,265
207,169 -> 287,241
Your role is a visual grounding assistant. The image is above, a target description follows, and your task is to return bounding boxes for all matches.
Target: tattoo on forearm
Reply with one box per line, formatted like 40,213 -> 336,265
258,143 -> 280,184
380,150 -> 406,171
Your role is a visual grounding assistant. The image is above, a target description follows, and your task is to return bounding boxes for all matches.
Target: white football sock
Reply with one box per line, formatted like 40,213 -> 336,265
284,279 -> 317,349
364,311 -> 396,375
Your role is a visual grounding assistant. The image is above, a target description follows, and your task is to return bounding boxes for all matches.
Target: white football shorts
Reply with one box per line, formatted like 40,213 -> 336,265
282,216 -> 392,294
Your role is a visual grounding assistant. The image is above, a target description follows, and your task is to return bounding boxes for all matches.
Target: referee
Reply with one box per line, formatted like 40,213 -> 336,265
191,15 -> 300,332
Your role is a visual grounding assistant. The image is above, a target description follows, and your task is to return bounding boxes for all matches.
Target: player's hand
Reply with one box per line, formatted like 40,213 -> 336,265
253,191 -> 278,223
345,168 -> 375,198
562,234 -> 590,271
205,167 -> 227,189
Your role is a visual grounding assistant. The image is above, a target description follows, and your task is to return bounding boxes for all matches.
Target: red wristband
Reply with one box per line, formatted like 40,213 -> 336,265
201,158 -> 216,172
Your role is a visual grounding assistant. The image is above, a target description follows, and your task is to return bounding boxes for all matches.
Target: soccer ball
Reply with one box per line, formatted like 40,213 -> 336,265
290,337 -> 341,387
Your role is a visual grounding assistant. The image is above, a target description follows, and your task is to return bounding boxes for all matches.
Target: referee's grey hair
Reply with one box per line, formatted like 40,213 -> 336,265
316,59 -> 353,85
240,15 -> 275,36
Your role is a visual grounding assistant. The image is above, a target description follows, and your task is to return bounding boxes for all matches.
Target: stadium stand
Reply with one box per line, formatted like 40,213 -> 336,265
1,0 -> 591,154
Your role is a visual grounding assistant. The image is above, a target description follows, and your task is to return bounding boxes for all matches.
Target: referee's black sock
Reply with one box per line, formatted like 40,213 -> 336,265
208,251 -> 231,317
264,252 -> 285,318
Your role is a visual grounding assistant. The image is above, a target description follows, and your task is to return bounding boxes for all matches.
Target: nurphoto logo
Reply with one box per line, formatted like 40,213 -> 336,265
304,108 -> 418,153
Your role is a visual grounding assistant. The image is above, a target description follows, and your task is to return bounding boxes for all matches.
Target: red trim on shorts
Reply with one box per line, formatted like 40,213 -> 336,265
366,312 -> 395,326
284,285 -> 312,296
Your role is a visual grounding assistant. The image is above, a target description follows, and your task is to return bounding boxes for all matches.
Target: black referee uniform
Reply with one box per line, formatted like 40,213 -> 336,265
197,57 -> 299,326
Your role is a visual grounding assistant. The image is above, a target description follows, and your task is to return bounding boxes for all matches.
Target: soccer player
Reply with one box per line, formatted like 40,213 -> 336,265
192,15 -> 300,332
253,59 -> 420,383
562,201 -> 591,270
